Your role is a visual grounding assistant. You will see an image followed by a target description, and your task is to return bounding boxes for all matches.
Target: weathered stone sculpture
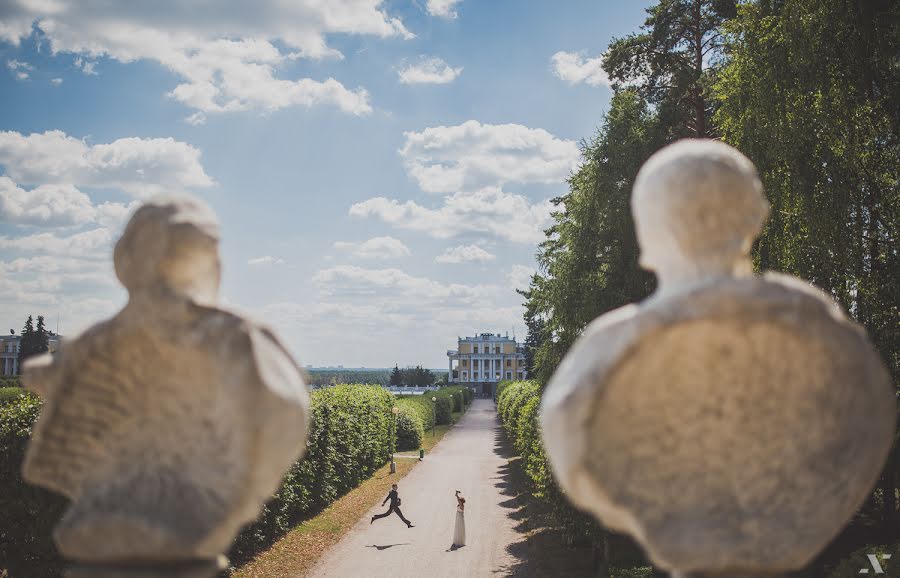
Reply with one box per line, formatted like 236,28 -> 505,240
541,139 -> 896,577
22,196 -> 310,577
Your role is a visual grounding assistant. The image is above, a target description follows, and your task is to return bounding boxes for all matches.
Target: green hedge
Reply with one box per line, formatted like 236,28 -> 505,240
0,386 -> 27,405
230,384 -> 393,562
497,381 -> 604,544
395,406 -> 425,451
0,382 -> 471,574
0,376 -> 21,389
0,392 -> 67,577
826,543 -> 900,578
396,386 -> 471,435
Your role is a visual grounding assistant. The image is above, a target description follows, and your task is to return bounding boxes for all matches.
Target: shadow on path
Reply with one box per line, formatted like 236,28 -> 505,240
489,426 -> 596,577
365,543 -> 410,551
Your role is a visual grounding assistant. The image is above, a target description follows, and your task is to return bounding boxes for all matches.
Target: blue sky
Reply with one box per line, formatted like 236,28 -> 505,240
0,0 -> 649,367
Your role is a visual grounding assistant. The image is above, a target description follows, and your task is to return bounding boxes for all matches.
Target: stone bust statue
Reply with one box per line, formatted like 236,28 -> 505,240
540,140 -> 895,577
22,196 -> 310,573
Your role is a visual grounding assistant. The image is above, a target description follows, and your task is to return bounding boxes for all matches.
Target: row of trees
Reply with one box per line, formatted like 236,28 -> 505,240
16,315 -> 51,372
388,365 -> 439,386
520,0 -> 898,569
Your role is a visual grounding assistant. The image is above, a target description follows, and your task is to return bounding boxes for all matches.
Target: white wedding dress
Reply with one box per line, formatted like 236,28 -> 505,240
453,501 -> 466,546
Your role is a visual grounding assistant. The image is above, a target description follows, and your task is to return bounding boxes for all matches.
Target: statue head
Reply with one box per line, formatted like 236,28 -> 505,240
114,195 -> 221,303
631,139 -> 769,289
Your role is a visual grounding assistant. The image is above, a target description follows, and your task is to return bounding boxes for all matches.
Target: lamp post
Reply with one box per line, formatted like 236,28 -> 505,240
431,396 -> 437,437
390,405 -> 399,474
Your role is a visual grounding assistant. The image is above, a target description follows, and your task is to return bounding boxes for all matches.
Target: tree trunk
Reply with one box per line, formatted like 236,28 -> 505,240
692,0 -> 706,138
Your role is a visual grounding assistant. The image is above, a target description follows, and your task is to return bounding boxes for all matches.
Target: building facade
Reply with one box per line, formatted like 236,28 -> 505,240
447,332 -> 527,396
1,333 -> 63,376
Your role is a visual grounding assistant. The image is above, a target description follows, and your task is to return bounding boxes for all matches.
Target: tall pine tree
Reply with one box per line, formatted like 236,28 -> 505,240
16,315 -> 35,372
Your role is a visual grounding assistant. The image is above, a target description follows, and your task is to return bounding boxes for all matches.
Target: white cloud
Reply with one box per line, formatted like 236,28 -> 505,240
248,256 -> 286,266
313,265 -> 489,303
185,112 -> 207,126
2,1 -> 412,116
398,56 -> 462,85
258,264 -> 528,365
0,228 -> 114,257
551,51 -> 610,87
507,264 -> 535,289
73,56 -> 98,75
7,59 -> 32,71
426,0 -> 462,19
7,58 -> 32,80
0,178 -> 99,227
333,236 -> 411,259
435,244 -> 495,264
50,77 -> 63,85
0,130 -> 214,196
350,187 -> 552,244
400,121 -> 579,193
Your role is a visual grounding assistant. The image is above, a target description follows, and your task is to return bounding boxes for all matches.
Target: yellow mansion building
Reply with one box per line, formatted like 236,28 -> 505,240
447,332 -> 527,396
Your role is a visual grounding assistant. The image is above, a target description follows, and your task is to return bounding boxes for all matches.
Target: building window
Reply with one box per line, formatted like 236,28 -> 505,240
506,372 -> 512,379
462,359 -> 468,367
473,372 -> 479,379
462,372 -> 467,379
473,345 -> 479,354
495,346 -> 500,354
505,359 -> 511,367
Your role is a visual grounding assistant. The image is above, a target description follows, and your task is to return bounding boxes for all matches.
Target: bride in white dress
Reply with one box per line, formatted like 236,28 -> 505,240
453,490 -> 466,547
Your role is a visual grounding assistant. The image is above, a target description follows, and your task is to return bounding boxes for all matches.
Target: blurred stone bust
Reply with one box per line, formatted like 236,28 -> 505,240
541,139 -> 895,577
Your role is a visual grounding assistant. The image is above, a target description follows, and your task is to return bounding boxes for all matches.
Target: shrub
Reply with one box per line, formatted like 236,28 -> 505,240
0,386 -> 27,405
396,395 -> 435,433
0,392 -> 67,577
230,384 -> 393,563
395,406 -> 424,451
826,543 -> 900,578
434,395 -> 453,425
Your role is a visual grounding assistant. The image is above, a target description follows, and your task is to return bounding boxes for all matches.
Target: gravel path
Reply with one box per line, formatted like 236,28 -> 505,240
305,398 -> 522,577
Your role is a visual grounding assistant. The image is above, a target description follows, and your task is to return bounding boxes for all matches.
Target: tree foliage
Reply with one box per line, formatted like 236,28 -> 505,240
520,0 -> 899,567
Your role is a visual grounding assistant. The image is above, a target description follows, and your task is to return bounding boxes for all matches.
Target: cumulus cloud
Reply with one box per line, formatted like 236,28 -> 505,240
426,0 -> 462,19
435,244 -> 495,264
7,58 -> 32,80
400,120 -> 579,193
350,187 -> 552,244
50,77 -> 63,85
258,262 -> 528,366
0,228 -> 115,257
313,265 -> 489,303
248,256 -> 286,266
333,236 -> 411,259
0,130 -> 214,196
507,264 -> 536,289
398,56 -> 462,85
0,128 -> 212,337
1,1 -> 412,116
551,51 -> 610,87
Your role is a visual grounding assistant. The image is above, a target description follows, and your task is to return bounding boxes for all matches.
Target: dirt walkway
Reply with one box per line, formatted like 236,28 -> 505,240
305,398 -> 522,577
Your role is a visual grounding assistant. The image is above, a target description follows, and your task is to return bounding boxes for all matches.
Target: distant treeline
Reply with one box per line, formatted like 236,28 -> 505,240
304,367 -> 448,387
304,369 -> 391,386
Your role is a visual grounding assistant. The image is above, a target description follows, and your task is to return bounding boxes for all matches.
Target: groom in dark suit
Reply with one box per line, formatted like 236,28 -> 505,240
371,483 -> 414,528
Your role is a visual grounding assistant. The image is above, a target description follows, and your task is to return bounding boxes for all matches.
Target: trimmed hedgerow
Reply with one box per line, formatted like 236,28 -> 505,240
1,381 -> 472,573
395,406 -> 424,451
0,391 -> 67,577
230,383 -> 393,563
0,386 -> 27,405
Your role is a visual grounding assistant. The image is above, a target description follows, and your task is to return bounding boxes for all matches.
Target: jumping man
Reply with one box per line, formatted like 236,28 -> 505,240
371,483 -> 413,528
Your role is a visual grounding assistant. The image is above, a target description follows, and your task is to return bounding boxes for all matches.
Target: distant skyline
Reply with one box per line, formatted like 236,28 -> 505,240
0,1 -> 650,367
